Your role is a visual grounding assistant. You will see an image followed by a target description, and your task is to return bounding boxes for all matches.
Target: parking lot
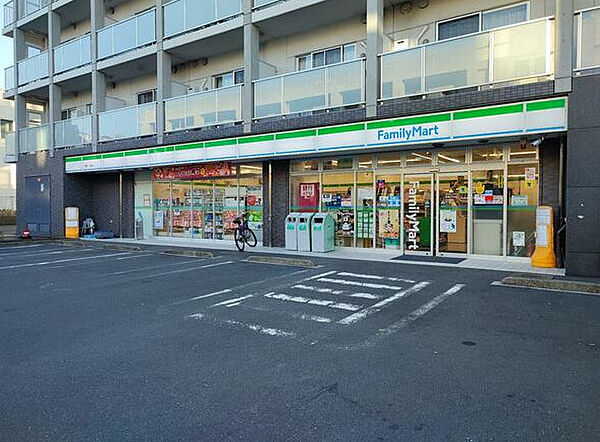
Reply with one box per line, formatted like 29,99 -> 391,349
1,242 -> 599,440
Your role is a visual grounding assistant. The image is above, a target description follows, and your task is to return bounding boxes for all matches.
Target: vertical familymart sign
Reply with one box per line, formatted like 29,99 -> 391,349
65,98 -> 567,173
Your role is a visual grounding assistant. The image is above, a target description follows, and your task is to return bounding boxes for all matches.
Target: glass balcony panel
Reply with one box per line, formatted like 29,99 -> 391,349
5,132 -> 16,159
97,28 -> 113,59
19,124 -> 49,153
187,91 -> 216,127
328,60 -> 364,107
137,10 -> 156,46
425,33 -> 489,93
17,50 -> 48,85
4,1 -> 14,26
216,86 -> 241,123
283,68 -> 326,114
492,19 -> 549,82
114,106 -> 137,140
99,104 -> 156,141
254,0 -> 278,7
97,10 -> 156,59
5,66 -> 14,90
54,34 -> 91,74
138,102 -> 157,136
113,19 -> 137,55
580,9 -> 600,70
18,0 -> 47,18
217,0 -> 241,19
54,115 -> 92,148
254,77 -> 282,118
186,0 -> 215,30
165,97 -> 186,132
380,48 -> 422,99
164,0 -> 185,37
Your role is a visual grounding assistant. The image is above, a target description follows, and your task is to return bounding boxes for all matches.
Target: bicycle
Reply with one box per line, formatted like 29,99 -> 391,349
233,211 -> 258,252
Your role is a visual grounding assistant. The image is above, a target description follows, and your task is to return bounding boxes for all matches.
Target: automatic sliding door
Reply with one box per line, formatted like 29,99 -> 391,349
403,174 -> 433,255
437,173 -> 469,255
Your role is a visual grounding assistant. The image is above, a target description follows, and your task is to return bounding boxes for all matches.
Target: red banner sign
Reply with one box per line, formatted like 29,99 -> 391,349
152,163 -> 234,180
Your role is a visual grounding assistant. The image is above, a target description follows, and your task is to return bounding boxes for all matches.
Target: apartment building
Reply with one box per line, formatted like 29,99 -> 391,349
0,89 -> 15,210
2,0 -> 599,276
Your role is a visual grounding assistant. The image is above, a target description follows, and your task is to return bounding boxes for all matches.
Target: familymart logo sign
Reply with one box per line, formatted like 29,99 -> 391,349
405,181 -> 421,251
367,119 -> 451,146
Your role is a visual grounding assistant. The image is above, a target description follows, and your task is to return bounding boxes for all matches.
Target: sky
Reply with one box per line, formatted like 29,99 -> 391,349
0,7 -> 14,90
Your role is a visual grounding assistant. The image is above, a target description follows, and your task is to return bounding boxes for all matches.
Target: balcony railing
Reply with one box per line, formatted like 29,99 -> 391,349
3,1 -> 14,26
253,0 -> 281,8
17,0 -> 47,19
54,115 -> 92,148
575,7 -> 600,72
164,0 -> 242,38
254,58 -> 365,119
5,65 -> 14,90
380,17 -> 554,101
98,102 -> 157,142
18,124 -> 50,153
4,132 -> 16,162
17,50 -> 49,86
97,9 -> 156,60
165,85 -> 242,132
54,34 -> 91,74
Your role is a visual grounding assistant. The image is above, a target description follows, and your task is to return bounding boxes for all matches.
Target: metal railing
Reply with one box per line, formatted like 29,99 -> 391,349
380,17 -> 554,101
4,65 -> 14,90
54,115 -> 92,148
98,102 -> 157,142
17,50 -> 49,86
17,0 -> 47,19
97,9 -> 156,60
54,34 -> 91,74
18,124 -> 49,153
254,58 -> 365,119
163,0 -> 242,38
164,85 -> 242,132
574,7 -> 600,72
3,1 -> 14,26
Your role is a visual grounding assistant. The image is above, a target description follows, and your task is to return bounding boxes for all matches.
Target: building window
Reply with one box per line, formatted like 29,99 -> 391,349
214,69 -> 244,89
137,90 -> 157,105
297,43 -> 358,71
437,2 -> 529,40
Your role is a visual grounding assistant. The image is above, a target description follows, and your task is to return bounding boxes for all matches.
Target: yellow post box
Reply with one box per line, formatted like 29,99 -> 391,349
65,207 -> 80,239
531,206 -> 557,268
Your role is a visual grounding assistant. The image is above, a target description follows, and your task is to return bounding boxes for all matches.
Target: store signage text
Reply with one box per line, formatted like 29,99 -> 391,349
405,181 -> 421,251
377,124 -> 440,142
152,162 -> 233,180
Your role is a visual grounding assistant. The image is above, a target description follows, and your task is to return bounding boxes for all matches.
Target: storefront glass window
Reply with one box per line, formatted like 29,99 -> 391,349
472,146 -> 504,162
216,178 -> 239,241
376,174 -> 402,249
291,160 -> 319,173
403,174 -> 434,254
171,181 -> 192,237
240,174 -> 264,243
437,149 -> 466,165
322,172 -> 355,246
153,181 -> 171,237
509,144 -> 538,161
438,174 -> 469,254
323,157 -> 354,171
192,181 -> 212,239
471,169 -> 505,255
356,172 -> 374,248
377,152 -> 402,169
356,155 -> 374,170
507,163 -> 539,257
291,175 -> 320,212
406,151 -> 433,167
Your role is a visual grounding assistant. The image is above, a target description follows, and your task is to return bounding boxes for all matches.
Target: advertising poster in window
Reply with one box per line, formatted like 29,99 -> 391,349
379,210 -> 400,239
299,182 -> 319,210
439,209 -> 457,233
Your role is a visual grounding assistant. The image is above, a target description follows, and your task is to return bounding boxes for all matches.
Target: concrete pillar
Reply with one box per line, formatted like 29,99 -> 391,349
156,51 -> 172,145
48,10 -> 61,156
13,28 -> 27,156
242,0 -> 258,133
90,0 -> 105,151
366,0 -> 383,118
554,0 -> 573,93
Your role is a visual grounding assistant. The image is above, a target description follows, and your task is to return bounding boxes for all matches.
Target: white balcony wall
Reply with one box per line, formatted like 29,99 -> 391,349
254,58 -> 365,119
163,0 -> 242,38
54,115 -> 92,148
165,85 -> 242,132
171,51 -> 243,92
107,73 -> 157,106
98,102 -> 157,141
575,7 -> 600,71
97,9 -> 156,60
381,18 -> 554,100
5,66 -> 14,90
18,124 -> 49,153
54,34 -> 91,74
60,19 -> 91,43
17,50 -> 49,86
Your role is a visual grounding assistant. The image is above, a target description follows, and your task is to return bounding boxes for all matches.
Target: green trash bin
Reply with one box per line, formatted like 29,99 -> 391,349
311,212 -> 335,252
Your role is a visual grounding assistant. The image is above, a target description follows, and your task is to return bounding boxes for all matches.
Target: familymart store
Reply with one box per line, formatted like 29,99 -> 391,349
64,98 -> 566,259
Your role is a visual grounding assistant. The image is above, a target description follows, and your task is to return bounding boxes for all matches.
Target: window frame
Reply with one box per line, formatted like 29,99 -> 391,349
296,42 -> 359,71
137,89 -> 157,105
213,68 -> 244,89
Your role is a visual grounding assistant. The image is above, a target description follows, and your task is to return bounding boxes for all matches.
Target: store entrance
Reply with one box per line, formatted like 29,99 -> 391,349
402,172 -> 469,257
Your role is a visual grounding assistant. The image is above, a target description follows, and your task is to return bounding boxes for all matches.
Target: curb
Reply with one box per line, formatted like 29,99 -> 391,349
162,249 -> 214,258
245,255 -> 317,268
501,276 -> 600,294
102,243 -> 143,252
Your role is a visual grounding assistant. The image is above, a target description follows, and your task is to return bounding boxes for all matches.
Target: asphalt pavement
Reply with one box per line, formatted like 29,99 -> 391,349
0,242 -> 598,441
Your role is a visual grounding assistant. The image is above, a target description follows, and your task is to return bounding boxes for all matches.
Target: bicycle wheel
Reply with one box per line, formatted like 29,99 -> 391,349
234,228 -> 245,251
245,229 -> 258,248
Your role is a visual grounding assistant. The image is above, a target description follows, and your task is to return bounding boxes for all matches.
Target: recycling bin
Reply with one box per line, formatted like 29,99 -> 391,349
297,213 -> 315,252
285,212 -> 301,250
311,212 -> 335,252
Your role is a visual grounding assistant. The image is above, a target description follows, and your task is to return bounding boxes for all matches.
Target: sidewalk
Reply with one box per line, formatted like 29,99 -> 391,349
83,236 -> 565,276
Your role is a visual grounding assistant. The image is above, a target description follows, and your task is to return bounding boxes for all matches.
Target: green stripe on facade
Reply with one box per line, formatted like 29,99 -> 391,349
275,129 -> 316,140
175,142 -> 204,151
84,155 -> 102,161
318,123 -> 365,135
367,114 -> 451,130
526,99 -> 566,112
124,149 -> 148,157
205,139 -> 237,148
239,134 -> 274,144
65,157 -> 81,163
454,104 -> 524,120
102,152 -> 124,159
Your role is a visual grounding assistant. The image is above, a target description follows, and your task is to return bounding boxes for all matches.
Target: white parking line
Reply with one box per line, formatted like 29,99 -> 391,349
265,292 -> 362,311
318,278 -> 405,291
338,281 -> 430,325
187,289 -> 232,302
336,272 -> 416,284
112,259 -> 203,275
0,244 -> 46,251
0,252 -> 132,270
145,261 -> 234,278
0,247 -> 72,257
292,284 -> 380,300
212,295 -> 253,307
303,270 -> 337,281
116,254 -> 154,260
